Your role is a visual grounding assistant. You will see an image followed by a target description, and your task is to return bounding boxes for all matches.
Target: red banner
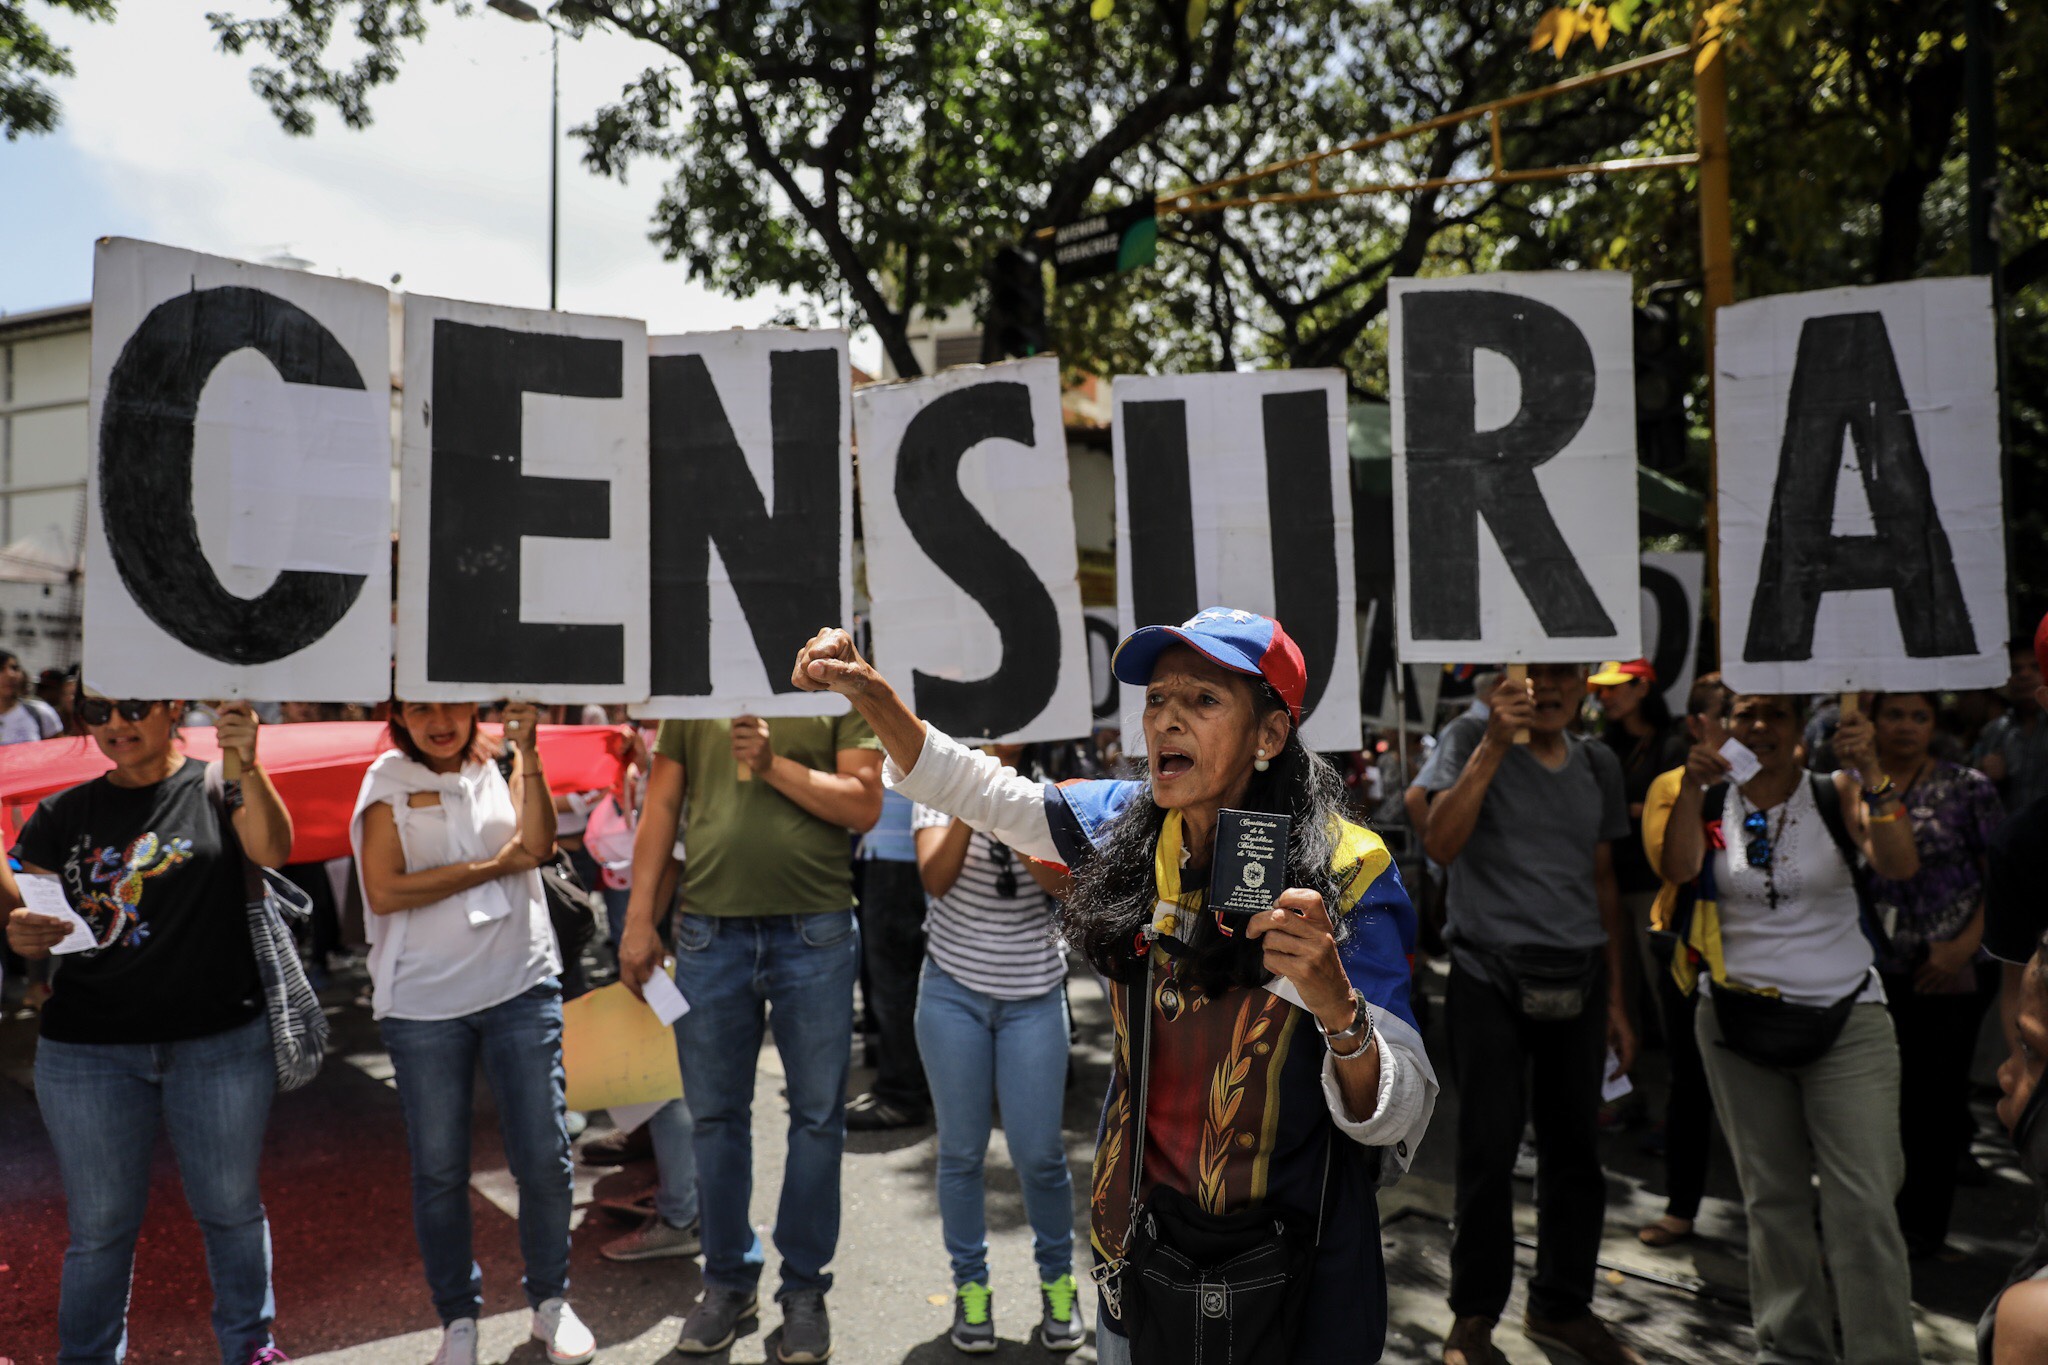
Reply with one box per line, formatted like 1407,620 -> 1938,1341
0,722 -> 628,864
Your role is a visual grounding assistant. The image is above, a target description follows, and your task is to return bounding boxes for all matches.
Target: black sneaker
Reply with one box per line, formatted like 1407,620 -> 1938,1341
776,1288 -> 832,1363
950,1282 -> 995,1354
844,1092 -> 928,1132
1038,1274 -> 1083,1352
677,1287 -> 758,1355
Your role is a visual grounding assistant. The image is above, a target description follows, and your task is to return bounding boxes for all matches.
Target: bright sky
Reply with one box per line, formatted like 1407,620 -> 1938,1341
0,2 -> 876,362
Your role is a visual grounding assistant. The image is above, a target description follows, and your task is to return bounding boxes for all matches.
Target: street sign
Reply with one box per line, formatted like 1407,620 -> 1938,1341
1051,199 -> 1158,285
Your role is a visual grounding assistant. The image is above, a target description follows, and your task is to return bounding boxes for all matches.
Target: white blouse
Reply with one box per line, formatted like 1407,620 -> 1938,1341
356,758 -> 560,1022
1711,776 -> 1882,1008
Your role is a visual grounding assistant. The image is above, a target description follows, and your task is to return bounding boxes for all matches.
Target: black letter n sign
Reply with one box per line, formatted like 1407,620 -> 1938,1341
1717,279 -> 2007,694
1389,273 -> 1639,666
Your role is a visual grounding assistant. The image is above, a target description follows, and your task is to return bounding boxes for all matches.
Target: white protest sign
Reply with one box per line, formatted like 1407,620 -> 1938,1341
396,295 -> 649,703
855,358 -> 1091,744
1391,271 -> 1641,664
85,238 -> 393,700
1360,601 -> 1443,731
1716,278 -> 2006,693
1112,370 -> 1360,753
1085,606 -> 1121,722
639,330 -> 852,719
1640,550 -> 1704,713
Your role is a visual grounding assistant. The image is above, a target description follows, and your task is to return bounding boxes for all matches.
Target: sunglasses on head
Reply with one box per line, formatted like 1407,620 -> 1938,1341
79,698 -> 163,727
1742,809 -> 1773,869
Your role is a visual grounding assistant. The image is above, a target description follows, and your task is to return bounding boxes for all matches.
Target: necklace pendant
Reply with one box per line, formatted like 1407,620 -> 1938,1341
1157,982 -> 1183,1022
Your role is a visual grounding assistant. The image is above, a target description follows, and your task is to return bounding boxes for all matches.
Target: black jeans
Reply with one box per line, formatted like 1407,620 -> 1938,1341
1883,970 -> 1997,1252
1653,950 -> 1715,1222
857,859 -> 930,1111
1447,961 -> 1608,1323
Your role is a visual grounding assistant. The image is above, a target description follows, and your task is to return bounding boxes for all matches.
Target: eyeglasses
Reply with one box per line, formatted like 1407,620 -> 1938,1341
988,840 -> 1018,899
78,698 -> 163,727
1742,810 -> 1773,869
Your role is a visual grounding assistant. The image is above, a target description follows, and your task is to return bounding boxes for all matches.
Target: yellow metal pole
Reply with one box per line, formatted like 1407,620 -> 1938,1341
1695,41 -> 1734,664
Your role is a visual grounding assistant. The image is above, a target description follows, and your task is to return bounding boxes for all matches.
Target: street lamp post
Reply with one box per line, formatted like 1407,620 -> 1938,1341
486,0 -> 560,310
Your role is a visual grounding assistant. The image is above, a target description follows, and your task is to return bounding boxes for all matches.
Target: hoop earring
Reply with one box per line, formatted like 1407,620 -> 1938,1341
1254,748 -> 1270,773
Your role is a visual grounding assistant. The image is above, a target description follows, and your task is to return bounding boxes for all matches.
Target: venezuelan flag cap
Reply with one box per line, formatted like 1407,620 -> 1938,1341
1111,608 -> 1308,723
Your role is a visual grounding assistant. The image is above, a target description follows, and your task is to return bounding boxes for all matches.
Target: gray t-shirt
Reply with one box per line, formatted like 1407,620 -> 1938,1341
1423,713 -> 1628,967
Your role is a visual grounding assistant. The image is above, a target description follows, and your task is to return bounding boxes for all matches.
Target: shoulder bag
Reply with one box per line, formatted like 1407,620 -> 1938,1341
206,764 -> 330,1092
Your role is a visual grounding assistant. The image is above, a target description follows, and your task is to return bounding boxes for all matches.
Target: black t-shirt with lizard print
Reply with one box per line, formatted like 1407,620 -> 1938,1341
15,760 -> 259,1044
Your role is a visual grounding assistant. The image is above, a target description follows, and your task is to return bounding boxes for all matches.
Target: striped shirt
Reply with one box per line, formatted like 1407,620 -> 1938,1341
911,802 -> 1066,1000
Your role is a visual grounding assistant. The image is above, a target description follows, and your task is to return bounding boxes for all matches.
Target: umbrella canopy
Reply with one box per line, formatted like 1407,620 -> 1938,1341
0,722 -> 628,864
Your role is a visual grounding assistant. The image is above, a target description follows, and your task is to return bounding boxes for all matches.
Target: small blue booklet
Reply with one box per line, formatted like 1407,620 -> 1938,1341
1210,808 -> 1290,936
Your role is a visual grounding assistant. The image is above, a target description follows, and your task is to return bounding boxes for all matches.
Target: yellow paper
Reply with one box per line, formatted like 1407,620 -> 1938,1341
561,980 -> 684,1112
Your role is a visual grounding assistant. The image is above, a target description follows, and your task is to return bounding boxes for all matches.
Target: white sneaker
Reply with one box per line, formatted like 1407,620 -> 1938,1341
431,1319 -> 478,1365
532,1298 -> 596,1365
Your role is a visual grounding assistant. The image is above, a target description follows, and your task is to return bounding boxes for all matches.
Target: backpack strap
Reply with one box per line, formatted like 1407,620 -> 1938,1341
1808,770 -> 1857,862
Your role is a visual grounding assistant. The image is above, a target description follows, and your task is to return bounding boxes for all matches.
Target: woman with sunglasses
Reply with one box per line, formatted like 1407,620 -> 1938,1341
792,612 -> 1434,1365
1660,694 -> 1920,1365
2,693 -> 294,1365
909,742 -> 1081,1353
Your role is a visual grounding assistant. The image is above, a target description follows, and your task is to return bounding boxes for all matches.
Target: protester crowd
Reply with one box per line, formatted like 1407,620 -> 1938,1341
5,611 -> 2048,1365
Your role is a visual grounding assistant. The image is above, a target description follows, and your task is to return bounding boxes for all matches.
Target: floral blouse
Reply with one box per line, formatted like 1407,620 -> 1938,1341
1868,761 -> 2004,991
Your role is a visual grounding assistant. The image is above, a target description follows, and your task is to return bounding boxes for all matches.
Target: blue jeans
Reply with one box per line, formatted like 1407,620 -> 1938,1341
646,1088 -> 700,1228
673,909 -> 859,1298
379,981 -> 573,1323
35,1014 -> 277,1365
913,960 -> 1075,1287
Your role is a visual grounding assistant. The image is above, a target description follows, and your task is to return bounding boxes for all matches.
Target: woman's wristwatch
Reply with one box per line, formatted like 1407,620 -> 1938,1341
1316,988 -> 1376,1060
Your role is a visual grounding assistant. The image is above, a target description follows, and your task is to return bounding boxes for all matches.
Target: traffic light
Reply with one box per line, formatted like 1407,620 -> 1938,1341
1633,301 -> 1688,472
981,245 -> 1048,362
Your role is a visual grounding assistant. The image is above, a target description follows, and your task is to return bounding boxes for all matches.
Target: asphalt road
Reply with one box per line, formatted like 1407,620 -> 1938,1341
0,964 -> 2029,1365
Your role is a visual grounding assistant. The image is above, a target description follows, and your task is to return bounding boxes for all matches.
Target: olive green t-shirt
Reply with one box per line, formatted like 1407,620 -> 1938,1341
654,713 -> 881,917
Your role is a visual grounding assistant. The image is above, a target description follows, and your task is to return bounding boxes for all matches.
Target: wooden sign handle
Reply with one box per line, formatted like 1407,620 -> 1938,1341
223,749 -> 243,781
1838,691 -> 1860,719
1507,664 -> 1531,745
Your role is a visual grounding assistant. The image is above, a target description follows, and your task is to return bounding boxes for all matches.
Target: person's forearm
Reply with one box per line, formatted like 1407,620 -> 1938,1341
234,765 -> 295,867
1598,869 -> 1628,1003
366,857 -> 513,915
842,676 -> 927,775
761,758 -> 881,830
512,749 -> 557,857
1660,785 -> 1708,883
624,784 -> 683,934
1422,741 -> 1506,865
918,821 -> 974,897
1864,806 -> 1919,880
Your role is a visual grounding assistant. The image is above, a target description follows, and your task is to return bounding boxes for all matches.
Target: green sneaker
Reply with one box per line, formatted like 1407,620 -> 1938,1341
1039,1273 -> 1083,1352
950,1282 -> 995,1354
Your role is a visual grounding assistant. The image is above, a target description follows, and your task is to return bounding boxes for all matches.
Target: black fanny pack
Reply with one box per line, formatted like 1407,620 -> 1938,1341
1710,983 -> 1860,1069
1096,964 -> 1329,1365
1467,941 -> 1603,1022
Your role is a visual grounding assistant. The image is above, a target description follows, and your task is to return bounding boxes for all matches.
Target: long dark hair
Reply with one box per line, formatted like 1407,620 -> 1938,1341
1058,683 -> 1352,1000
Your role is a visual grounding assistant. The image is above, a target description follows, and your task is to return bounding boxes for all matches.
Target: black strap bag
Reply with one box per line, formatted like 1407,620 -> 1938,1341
1095,962 -> 1330,1365
1464,940 -> 1603,1022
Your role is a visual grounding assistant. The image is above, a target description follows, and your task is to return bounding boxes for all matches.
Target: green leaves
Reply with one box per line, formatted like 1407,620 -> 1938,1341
1,0 -> 117,139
